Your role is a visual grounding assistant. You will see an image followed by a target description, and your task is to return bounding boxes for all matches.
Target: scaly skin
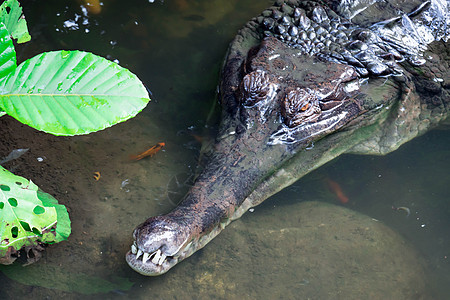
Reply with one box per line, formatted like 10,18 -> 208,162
126,0 -> 449,275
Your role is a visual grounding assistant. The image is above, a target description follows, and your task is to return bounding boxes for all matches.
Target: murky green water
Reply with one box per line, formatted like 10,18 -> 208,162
0,0 -> 449,299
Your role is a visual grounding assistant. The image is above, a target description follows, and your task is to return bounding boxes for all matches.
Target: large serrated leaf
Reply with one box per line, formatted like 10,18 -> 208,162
0,166 -> 70,264
0,0 -> 30,43
0,22 -> 16,81
0,50 -> 150,135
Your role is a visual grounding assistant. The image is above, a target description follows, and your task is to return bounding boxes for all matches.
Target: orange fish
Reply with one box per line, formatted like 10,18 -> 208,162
326,178 -> 349,204
191,134 -> 204,143
130,142 -> 165,161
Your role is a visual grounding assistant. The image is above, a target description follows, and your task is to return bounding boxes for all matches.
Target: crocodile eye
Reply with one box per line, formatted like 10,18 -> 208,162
282,88 -> 321,127
300,103 -> 309,111
241,70 -> 275,106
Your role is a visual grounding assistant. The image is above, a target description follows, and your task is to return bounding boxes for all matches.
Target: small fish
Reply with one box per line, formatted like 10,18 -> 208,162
191,134 -> 204,143
0,148 -> 29,165
129,142 -> 165,161
392,205 -> 411,217
326,178 -> 349,204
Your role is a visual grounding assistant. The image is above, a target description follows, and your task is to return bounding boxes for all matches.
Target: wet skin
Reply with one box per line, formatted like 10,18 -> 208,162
126,0 -> 449,275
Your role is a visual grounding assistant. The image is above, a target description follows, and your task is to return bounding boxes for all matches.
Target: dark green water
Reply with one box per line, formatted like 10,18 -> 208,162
0,0 -> 449,298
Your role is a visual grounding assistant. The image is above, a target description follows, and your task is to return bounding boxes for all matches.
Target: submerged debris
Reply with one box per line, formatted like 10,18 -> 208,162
392,205 -> 411,217
93,171 -> 101,181
0,148 -> 29,165
121,179 -> 130,188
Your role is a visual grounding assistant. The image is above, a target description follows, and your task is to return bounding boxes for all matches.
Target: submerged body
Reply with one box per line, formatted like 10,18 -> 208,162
126,0 -> 449,275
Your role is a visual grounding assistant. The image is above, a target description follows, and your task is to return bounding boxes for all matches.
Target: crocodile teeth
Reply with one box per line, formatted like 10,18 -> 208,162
136,249 -> 143,260
158,253 -> 166,265
131,244 -> 137,254
142,252 -> 150,264
152,250 -> 161,264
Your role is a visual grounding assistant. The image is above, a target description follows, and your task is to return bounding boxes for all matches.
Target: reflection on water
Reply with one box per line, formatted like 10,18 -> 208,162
1,0 -> 449,298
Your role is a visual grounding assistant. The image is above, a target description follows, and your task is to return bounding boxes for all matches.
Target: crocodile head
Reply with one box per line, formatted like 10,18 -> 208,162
126,0 -> 449,275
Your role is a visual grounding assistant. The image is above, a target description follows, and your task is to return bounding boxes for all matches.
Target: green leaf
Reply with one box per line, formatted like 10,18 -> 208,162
0,166 -> 71,264
0,22 -> 17,80
36,189 -> 70,243
0,50 -> 150,136
0,0 -> 31,43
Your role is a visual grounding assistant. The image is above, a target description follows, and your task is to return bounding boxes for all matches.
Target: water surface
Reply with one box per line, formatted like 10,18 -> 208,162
0,0 -> 449,298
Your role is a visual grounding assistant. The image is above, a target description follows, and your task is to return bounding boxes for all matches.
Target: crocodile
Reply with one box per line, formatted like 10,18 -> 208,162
126,0 -> 449,275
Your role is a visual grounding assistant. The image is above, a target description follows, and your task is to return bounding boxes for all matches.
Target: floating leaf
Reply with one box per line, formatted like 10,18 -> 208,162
0,166 -> 70,264
0,50 -> 150,135
0,22 -> 16,81
0,0 -> 31,43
